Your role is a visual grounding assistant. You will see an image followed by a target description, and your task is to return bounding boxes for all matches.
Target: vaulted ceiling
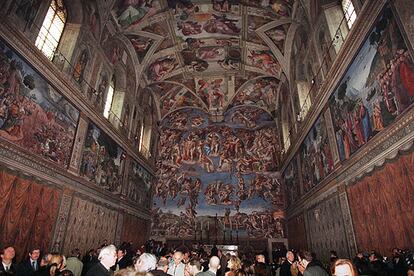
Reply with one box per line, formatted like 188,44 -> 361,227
107,0 -> 300,123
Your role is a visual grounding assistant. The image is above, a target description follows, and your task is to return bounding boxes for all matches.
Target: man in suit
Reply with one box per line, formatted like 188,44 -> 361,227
280,251 -> 295,276
86,245 -> 117,276
16,247 -> 40,276
196,256 -> 221,276
66,248 -> 83,276
0,246 -> 17,274
167,251 -> 186,276
297,251 -> 328,276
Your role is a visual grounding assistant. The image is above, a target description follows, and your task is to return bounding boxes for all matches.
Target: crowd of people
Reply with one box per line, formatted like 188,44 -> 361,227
1,241 -> 413,276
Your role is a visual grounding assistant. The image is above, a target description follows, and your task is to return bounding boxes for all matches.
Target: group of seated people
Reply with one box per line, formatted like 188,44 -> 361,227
1,241 -> 413,276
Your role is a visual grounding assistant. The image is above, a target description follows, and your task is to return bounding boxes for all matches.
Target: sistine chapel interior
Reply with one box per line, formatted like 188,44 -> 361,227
0,0 -> 414,271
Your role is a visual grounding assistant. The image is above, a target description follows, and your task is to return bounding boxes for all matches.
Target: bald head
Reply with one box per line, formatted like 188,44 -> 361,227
173,251 -> 183,265
209,256 -> 221,272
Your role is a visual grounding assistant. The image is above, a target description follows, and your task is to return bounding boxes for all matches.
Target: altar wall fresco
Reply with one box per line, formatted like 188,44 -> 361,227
152,106 -> 285,240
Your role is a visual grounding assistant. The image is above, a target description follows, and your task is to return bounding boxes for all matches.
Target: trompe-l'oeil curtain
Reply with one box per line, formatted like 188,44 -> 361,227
347,151 -> 414,255
0,169 -> 61,261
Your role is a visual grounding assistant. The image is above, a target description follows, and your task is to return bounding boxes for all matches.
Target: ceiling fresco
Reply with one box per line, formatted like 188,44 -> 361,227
109,0 -> 297,240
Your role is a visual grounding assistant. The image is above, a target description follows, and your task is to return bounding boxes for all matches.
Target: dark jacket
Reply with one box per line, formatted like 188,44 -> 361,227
0,262 -> 17,275
303,265 -> 329,276
16,259 -> 40,276
280,260 -> 292,276
86,262 -> 111,276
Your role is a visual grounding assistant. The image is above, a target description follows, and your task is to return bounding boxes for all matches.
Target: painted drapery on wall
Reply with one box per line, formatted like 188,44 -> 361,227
121,213 -> 151,250
63,196 -> 118,255
80,122 -> 126,193
287,213 -> 307,251
299,114 -> 334,193
347,151 -> 414,255
153,107 -> 284,240
0,41 -> 80,167
0,169 -> 61,261
329,5 -> 414,161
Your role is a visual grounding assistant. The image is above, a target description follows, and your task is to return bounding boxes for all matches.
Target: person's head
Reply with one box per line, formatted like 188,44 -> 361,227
98,245 -> 117,269
256,254 -> 265,264
117,249 -> 126,259
227,256 -> 241,271
134,253 -> 157,272
297,250 -> 313,270
173,251 -> 184,265
49,254 -> 64,275
185,259 -> 202,276
331,259 -> 358,276
209,256 -> 221,272
114,267 -> 141,276
157,257 -> 169,273
369,252 -> 381,262
29,248 -> 41,261
0,246 -> 15,263
70,248 -> 81,259
286,251 -> 295,263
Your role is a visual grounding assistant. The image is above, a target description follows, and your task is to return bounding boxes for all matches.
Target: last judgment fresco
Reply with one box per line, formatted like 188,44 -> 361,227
152,107 -> 284,240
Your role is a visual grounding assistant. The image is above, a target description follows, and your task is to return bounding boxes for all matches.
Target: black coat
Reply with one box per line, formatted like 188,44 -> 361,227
16,259 -> 40,276
86,262 -> 111,276
280,261 -> 292,276
0,262 -> 17,275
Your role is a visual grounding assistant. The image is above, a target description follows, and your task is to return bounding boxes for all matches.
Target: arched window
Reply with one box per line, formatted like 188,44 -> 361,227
103,76 -> 115,119
341,0 -> 356,29
296,81 -> 312,120
35,0 -> 67,60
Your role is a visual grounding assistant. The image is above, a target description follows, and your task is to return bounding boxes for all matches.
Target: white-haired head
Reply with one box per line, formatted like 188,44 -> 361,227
98,245 -> 117,269
135,253 -> 157,272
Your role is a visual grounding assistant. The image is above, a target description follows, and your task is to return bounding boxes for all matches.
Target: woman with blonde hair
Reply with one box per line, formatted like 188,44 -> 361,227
36,254 -> 65,276
331,259 -> 359,276
226,256 -> 245,276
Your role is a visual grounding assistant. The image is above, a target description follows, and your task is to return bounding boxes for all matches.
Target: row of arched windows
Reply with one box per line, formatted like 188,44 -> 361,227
9,0 -> 155,159
280,0 -> 358,153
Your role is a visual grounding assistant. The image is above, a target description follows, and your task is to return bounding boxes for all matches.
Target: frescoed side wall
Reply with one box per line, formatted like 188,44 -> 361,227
80,122 -> 126,193
283,155 -> 300,207
153,106 -> 284,240
299,114 -> 334,193
0,40 -> 80,167
329,5 -> 414,162
284,3 -> 414,259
